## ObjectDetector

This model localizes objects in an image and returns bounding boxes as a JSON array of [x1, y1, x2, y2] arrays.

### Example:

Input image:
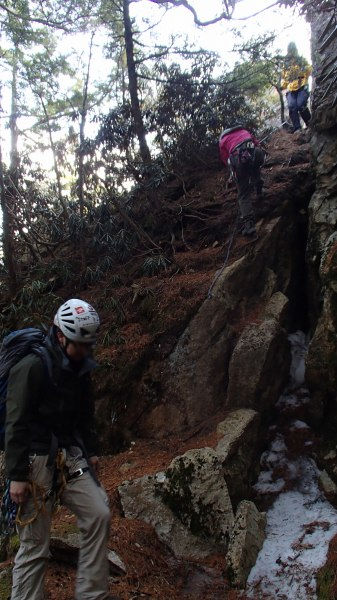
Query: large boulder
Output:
[[119, 472, 218, 559], [226, 293, 290, 413], [215, 409, 261, 509], [159, 448, 234, 546], [137, 219, 299, 438], [119, 447, 234, 558], [226, 500, 266, 588]]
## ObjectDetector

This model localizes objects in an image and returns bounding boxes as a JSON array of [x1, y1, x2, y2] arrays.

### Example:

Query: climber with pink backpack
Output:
[[219, 124, 265, 237]]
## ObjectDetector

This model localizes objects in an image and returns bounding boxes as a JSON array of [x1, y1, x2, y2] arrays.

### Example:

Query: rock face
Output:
[[159, 448, 234, 546], [216, 409, 261, 509], [119, 409, 264, 561], [226, 292, 290, 414], [119, 471, 221, 559], [226, 500, 266, 588], [119, 447, 234, 559], [138, 212, 311, 438], [306, 8, 337, 426]]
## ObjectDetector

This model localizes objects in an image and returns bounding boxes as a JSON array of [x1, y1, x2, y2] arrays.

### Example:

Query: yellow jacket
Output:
[[281, 64, 312, 92]]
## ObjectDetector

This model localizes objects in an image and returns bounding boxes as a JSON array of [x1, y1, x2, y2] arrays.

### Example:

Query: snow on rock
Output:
[[246, 331, 337, 599], [288, 331, 308, 390], [290, 420, 310, 430], [247, 458, 337, 599]]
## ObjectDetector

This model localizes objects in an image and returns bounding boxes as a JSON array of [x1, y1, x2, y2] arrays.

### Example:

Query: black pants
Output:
[[230, 145, 265, 219]]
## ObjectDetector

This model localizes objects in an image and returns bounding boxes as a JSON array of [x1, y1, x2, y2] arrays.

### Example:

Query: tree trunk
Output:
[[276, 84, 286, 123], [78, 32, 95, 219], [9, 45, 20, 188], [123, 0, 152, 166], [0, 142, 17, 295], [39, 95, 68, 216], [2, 45, 21, 294]]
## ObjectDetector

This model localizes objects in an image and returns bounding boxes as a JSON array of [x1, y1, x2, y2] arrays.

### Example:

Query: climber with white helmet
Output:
[[4, 299, 121, 600]]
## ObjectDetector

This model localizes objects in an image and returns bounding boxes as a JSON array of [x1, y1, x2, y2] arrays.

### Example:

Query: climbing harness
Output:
[[0, 449, 89, 535]]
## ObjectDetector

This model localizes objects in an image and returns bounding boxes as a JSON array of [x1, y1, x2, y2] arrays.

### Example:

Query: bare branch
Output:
[[147, 0, 234, 26], [231, 1, 280, 20]]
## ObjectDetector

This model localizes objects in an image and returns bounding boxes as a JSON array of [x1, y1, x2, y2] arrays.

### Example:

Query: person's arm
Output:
[[5, 356, 42, 483], [251, 134, 261, 147], [280, 69, 288, 91]]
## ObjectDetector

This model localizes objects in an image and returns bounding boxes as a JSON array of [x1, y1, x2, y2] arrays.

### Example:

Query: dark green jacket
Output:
[[5, 330, 98, 481]]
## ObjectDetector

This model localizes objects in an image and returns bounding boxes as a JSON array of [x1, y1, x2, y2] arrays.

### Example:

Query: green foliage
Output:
[[35, 259, 73, 287], [143, 255, 170, 276], [0, 568, 12, 600], [101, 296, 126, 325], [101, 325, 126, 347], [0, 281, 62, 339], [108, 274, 122, 287], [84, 265, 104, 284], [146, 56, 262, 169], [0, 0, 288, 296]]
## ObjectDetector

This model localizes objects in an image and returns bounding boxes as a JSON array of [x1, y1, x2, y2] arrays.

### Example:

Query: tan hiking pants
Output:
[[10, 447, 111, 600]]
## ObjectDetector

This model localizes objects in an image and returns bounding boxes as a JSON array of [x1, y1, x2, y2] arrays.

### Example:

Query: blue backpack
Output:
[[0, 328, 52, 450]]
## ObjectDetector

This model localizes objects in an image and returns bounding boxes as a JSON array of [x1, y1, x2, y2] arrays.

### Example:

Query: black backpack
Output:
[[0, 328, 52, 450]]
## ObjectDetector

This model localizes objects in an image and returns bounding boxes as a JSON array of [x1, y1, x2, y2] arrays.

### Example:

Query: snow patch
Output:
[[247, 458, 337, 599], [290, 420, 310, 430], [247, 332, 337, 598]]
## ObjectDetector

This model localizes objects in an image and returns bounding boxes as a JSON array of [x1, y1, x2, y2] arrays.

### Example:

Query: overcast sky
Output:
[[132, 0, 311, 64]]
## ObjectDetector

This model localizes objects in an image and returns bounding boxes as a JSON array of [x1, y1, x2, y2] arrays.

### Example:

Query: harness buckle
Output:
[[66, 466, 89, 482], [71, 468, 84, 479]]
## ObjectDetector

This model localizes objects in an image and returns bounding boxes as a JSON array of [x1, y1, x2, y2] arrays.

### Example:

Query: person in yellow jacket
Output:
[[281, 42, 312, 132]]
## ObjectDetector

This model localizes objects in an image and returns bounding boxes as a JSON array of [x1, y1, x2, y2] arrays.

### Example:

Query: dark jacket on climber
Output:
[[5, 330, 98, 481], [219, 125, 265, 237], [5, 299, 120, 600]]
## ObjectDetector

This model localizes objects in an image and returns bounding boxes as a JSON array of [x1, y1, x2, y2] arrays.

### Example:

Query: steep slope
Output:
[[91, 129, 314, 449], [37, 129, 317, 600]]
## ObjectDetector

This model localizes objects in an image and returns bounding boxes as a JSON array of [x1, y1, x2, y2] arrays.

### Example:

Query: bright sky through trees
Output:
[[0, 0, 311, 173]]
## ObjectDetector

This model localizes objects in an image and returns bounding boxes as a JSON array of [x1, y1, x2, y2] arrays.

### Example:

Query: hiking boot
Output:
[[241, 217, 256, 237], [300, 106, 311, 126], [256, 184, 263, 199]]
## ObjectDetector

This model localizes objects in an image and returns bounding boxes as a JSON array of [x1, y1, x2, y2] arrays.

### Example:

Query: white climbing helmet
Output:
[[54, 299, 100, 344]]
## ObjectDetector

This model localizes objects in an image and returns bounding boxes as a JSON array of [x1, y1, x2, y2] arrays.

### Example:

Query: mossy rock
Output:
[[0, 568, 12, 600], [316, 564, 337, 600], [157, 448, 234, 545]]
